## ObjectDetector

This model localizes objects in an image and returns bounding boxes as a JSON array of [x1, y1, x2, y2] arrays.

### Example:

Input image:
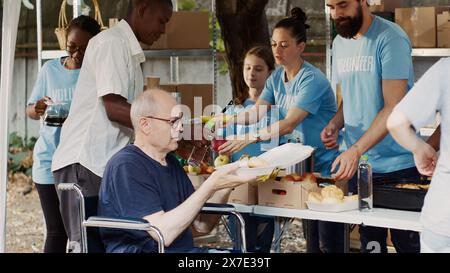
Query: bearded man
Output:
[[321, 0, 421, 253]]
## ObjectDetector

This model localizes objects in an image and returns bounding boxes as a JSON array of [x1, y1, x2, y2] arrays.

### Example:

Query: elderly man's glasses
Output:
[[66, 44, 87, 55], [143, 112, 183, 128]]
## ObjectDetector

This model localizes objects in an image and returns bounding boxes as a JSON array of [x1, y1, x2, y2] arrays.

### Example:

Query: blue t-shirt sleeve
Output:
[[260, 75, 276, 105], [294, 73, 325, 115], [27, 62, 49, 105], [111, 162, 164, 218], [380, 36, 412, 80]]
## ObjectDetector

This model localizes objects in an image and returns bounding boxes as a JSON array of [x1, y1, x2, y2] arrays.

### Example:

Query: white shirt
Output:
[[52, 20, 145, 177], [395, 58, 450, 237]]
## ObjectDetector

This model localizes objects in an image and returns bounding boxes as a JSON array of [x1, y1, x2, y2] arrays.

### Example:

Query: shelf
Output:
[[412, 48, 450, 57], [42, 49, 215, 60], [144, 49, 214, 58]]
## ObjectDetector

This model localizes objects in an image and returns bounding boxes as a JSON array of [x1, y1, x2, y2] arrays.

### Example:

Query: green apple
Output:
[[214, 155, 230, 167], [188, 165, 201, 175]]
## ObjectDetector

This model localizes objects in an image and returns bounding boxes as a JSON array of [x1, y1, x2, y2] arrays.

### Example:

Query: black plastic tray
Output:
[[373, 177, 429, 212]]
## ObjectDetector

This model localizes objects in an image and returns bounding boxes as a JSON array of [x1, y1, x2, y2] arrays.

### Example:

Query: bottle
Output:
[[358, 155, 373, 212]]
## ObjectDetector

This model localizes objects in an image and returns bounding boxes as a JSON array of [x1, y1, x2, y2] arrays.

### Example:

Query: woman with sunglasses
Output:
[[216, 8, 342, 252], [26, 15, 100, 253]]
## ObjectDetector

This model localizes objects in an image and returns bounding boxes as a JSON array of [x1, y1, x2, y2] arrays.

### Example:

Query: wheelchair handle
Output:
[[57, 183, 77, 191]]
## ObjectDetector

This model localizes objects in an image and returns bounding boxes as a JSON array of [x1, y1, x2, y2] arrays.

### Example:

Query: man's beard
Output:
[[334, 4, 364, 39]]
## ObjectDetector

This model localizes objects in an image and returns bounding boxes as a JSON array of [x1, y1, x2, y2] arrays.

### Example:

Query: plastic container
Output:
[[358, 155, 373, 212], [373, 177, 429, 212], [216, 143, 315, 178]]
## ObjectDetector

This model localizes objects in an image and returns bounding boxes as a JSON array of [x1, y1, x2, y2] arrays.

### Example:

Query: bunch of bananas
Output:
[[257, 167, 281, 182]]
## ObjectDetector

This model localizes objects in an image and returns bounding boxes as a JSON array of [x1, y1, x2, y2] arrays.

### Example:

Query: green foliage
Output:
[[178, 0, 197, 11], [8, 132, 36, 176]]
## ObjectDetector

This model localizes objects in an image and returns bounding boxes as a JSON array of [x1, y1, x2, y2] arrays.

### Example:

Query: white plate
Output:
[[306, 200, 358, 212], [216, 143, 314, 177]]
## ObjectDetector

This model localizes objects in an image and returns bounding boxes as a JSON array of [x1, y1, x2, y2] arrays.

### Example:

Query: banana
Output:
[[257, 168, 281, 182]]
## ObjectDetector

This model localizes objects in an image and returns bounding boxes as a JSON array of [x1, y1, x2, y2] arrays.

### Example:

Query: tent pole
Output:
[[0, 0, 22, 253], [36, 0, 42, 70]]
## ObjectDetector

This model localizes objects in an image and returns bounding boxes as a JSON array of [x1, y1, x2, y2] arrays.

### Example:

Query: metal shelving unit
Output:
[[412, 48, 450, 57], [36, 0, 218, 105], [41, 49, 215, 60]]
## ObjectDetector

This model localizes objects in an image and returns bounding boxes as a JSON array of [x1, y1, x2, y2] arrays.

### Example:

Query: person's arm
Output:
[[321, 102, 345, 149], [26, 99, 46, 120], [216, 99, 271, 130], [218, 107, 308, 155], [387, 58, 446, 177], [144, 165, 255, 247], [92, 40, 136, 129], [102, 94, 133, 129], [387, 110, 437, 176], [27, 63, 50, 120], [427, 125, 441, 152], [190, 188, 233, 235], [332, 79, 408, 180], [219, 74, 327, 155]]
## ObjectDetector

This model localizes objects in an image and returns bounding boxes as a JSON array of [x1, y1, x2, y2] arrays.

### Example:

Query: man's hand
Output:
[[413, 142, 438, 177], [331, 146, 362, 181], [321, 122, 339, 149], [206, 163, 256, 191], [218, 134, 255, 156], [34, 96, 51, 116]]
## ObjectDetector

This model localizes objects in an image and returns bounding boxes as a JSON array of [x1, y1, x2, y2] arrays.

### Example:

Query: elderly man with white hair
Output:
[[98, 89, 255, 253]]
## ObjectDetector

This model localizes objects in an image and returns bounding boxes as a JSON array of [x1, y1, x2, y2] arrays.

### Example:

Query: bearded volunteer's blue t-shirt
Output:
[[27, 58, 79, 184], [260, 61, 339, 176], [332, 16, 415, 173], [98, 145, 198, 253]]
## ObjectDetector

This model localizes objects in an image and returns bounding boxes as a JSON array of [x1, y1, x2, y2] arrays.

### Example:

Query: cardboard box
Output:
[[370, 0, 405, 13], [146, 76, 161, 89], [258, 179, 320, 210], [142, 11, 210, 50], [395, 7, 450, 48], [177, 84, 214, 117], [438, 12, 450, 48], [158, 84, 177, 93], [228, 182, 258, 205], [395, 7, 436, 48]]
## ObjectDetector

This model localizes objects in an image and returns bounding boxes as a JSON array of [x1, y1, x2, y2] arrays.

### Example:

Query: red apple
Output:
[[212, 139, 227, 152]]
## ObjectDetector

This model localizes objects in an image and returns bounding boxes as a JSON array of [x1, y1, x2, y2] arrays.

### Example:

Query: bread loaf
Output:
[[307, 192, 323, 203], [321, 185, 344, 201]]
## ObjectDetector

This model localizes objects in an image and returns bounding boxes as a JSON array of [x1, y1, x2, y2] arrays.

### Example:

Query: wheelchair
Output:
[[57, 183, 248, 253]]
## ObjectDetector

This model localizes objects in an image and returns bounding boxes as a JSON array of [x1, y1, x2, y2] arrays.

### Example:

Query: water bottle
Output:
[[358, 155, 373, 212]]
